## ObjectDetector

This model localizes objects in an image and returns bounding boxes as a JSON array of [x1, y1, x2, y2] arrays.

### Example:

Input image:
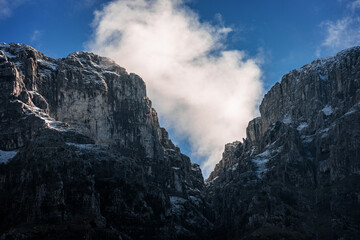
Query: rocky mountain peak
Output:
[[0, 43, 212, 239], [0, 43, 359, 239], [205, 46, 360, 239]]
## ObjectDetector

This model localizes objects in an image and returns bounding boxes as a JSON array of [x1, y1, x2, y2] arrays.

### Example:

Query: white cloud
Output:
[[31, 30, 41, 42], [318, 0, 360, 56], [87, 0, 263, 176], [321, 17, 360, 49], [0, 0, 12, 18], [0, 0, 27, 19], [349, 0, 360, 10]]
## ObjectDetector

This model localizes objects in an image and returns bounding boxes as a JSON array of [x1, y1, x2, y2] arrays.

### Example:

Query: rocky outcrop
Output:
[[206, 46, 360, 239], [1, 43, 359, 240], [0, 43, 211, 240]]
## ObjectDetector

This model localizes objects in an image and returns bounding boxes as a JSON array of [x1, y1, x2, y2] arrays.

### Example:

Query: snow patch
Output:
[[319, 128, 329, 138], [25, 104, 69, 131], [46, 121, 69, 131], [321, 105, 333, 116], [319, 128, 329, 133], [103, 70, 121, 77], [230, 163, 238, 171], [344, 103, 359, 116], [28, 90, 41, 96], [251, 143, 285, 179], [37, 59, 58, 70], [1, 49, 16, 59], [0, 150, 18, 164], [250, 146, 256, 156], [207, 176, 219, 184], [252, 155, 270, 178], [321, 133, 329, 138], [301, 135, 314, 143], [257, 150, 270, 158], [252, 149, 276, 178], [345, 109, 357, 116], [65, 143, 97, 150], [14, 61, 23, 67], [282, 114, 292, 124], [297, 122, 308, 131], [319, 74, 328, 81]]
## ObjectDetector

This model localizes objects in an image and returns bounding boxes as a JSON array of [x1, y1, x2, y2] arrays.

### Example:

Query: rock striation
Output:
[[0, 43, 211, 240], [206, 46, 360, 239]]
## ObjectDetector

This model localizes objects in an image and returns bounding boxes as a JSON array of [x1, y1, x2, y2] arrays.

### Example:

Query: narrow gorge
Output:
[[0, 43, 359, 240]]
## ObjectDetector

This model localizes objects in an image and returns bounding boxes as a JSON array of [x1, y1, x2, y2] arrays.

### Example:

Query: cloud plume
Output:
[[0, 0, 28, 19], [317, 0, 360, 56], [87, 0, 263, 176]]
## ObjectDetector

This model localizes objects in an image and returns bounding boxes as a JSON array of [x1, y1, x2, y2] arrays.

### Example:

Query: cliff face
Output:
[[0, 43, 211, 240], [206, 47, 360, 239], [1, 43, 359, 240]]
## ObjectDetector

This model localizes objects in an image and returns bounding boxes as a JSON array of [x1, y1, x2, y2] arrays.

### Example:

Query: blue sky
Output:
[[1, 0, 359, 176], [1, 0, 359, 87]]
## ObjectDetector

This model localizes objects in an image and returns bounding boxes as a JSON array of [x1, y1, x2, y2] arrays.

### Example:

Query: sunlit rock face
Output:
[[0, 43, 212, 240], [206, 46, 360, 240]]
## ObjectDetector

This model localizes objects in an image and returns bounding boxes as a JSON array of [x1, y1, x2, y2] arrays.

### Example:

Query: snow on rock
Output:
[[345, 109, 357, 116], [282, 114, 292, 124], [249, 146, 256, 156], [103, 70, 121, 77], [319, 73, 328, 81], [0, 150, 18, 164], [301, 135, 314, 143], [319, 128, 330, 138], [28, 91, 41, 96], [65, 143, 98, 150], [23, 103, 69, 131], [297, 122, 308, 131], [344, 103, 360, 116], [0, 43, 34, 58], [1, 49, 16, 59], [206, 176, 219, 185], [319, 128, 329, 133], [321, 105, 334, 116], [252, 155, 270, 178], [37, 59, 58, 70], [252, 150, 272, 178], [257, 150, 271, 158], [230, 163, 238, 171], [251, 144, 284, 179]]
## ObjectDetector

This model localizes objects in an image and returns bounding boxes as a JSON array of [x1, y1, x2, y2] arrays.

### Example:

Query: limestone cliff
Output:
[[0, 43, 211, 240], [206, 46, 360, 239], [1, 43, 359, 240]]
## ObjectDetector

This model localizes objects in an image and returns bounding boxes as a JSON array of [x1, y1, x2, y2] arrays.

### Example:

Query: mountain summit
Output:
[[206, 46, 360, 239], [0, 43, 359, 239], [0, 43, 211, 239]]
